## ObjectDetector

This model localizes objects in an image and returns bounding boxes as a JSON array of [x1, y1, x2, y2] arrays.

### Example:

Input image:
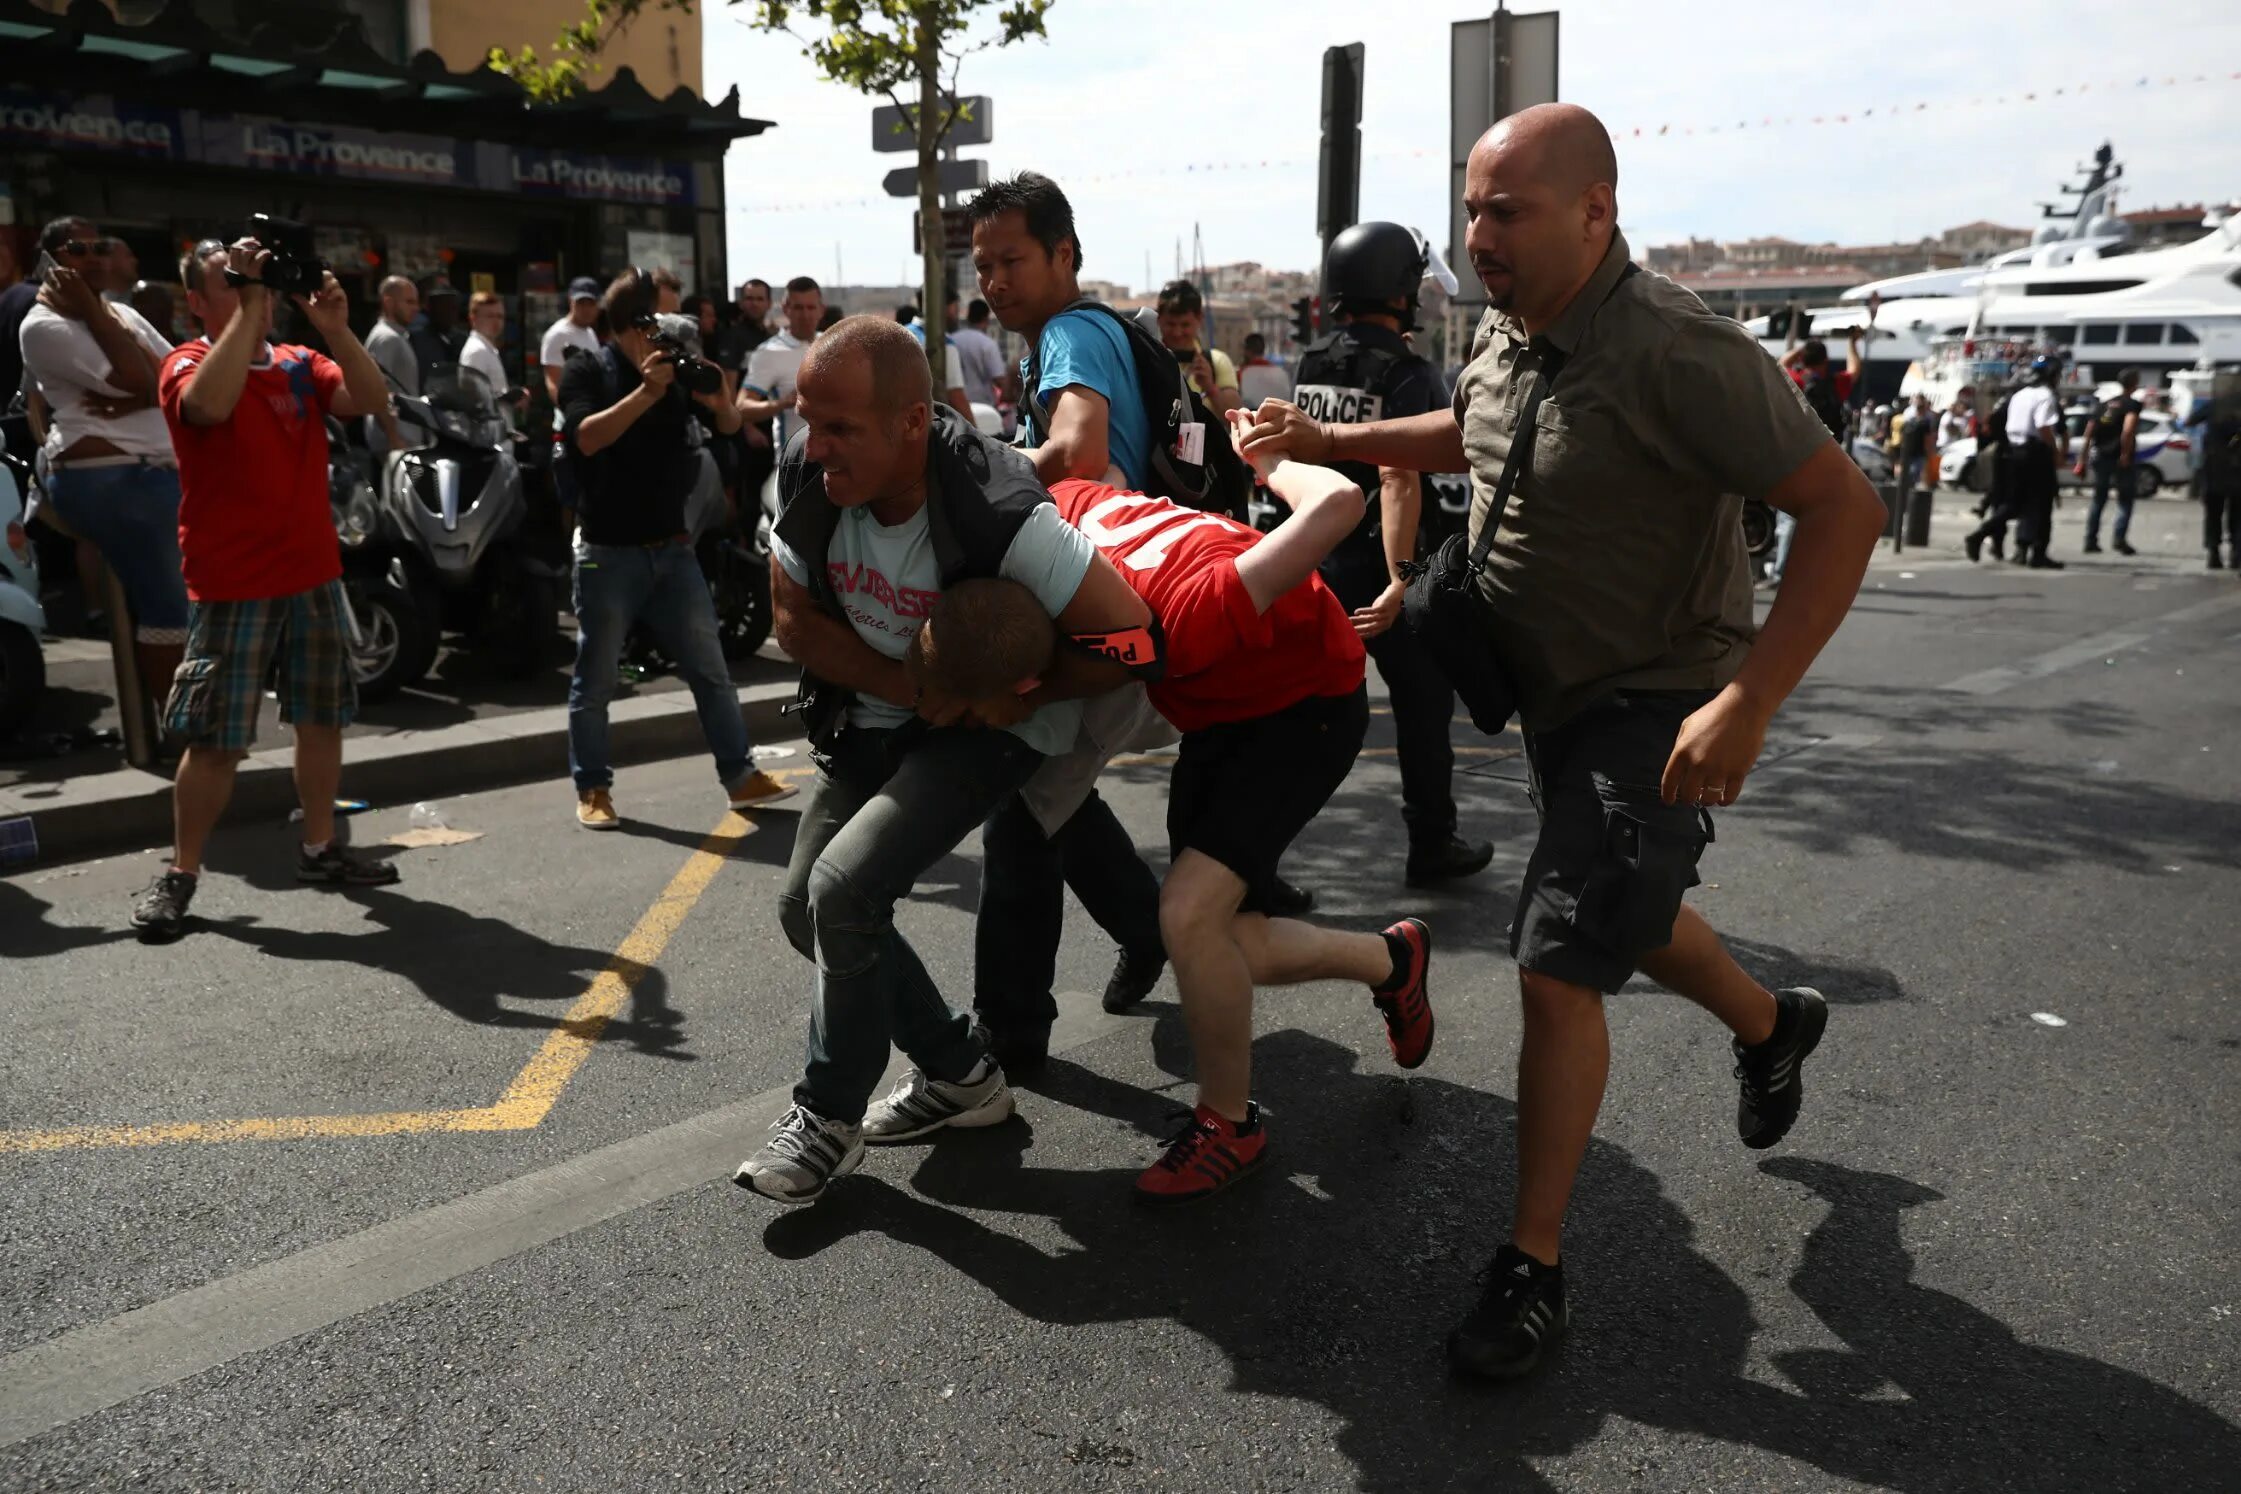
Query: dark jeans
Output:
[[779, 723, 1044, 1122], [569, 541, 749, 792], [2085, 454, 2136, 546], [973, 790, 1163, 1037], [1320, 539, 1457, 844]]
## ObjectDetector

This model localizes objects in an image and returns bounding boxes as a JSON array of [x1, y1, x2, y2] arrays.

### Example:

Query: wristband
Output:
[[1069, 617, 1166, 682]]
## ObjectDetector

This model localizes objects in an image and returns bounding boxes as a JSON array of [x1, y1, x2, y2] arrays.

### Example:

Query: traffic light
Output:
[[1291, 296, 1317, 344]]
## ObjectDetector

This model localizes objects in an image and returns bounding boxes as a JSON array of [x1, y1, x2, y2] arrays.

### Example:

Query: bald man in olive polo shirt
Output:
[[1241, 103, 1888, 1381]]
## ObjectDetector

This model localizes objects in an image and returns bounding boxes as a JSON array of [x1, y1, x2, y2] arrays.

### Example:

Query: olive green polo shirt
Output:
[[1453, 230, 1834, 731]]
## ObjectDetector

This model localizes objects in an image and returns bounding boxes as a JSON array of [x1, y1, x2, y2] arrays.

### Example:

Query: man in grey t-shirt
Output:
[[736, 316, 1154, 1209], [1240, 104, 1889, 1381]]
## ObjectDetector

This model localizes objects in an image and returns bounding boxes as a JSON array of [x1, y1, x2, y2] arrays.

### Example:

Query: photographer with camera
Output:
[[131, 231, 400, 942], [560, 268, 791, 830]]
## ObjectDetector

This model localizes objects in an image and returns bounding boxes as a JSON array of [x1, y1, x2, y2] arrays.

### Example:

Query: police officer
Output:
[[2006, 354, 2069, 570], [1290, 222, 1493, 885]]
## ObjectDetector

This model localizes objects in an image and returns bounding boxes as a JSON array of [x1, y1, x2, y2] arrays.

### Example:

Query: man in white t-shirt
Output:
[[2005, 355, 2068, 569], [459, 290, 510, 402], [17, 214, 188, 688], [540, 277, 603, 402], [738, 276, 825, 452]]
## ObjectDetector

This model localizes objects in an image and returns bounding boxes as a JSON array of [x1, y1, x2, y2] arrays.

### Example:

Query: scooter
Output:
[[380, 366, 561, 680], [0, 438, 47, 739], [330, 416, 438, 704]]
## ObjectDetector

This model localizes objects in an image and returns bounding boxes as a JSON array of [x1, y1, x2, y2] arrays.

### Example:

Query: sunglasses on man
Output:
[[58, 237, 122, 257]]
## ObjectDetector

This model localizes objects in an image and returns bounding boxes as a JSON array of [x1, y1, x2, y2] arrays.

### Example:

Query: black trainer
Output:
[[1448, 1244, 1567, 1380], [1734, 986, 1829, 1149], [981, 1022, 1050, 1078], [297, 844, 402, 886], [1265, 875, 1315, 917], [131, 869, 198, 943], [1406, 833, 1494, 887], [1102, 945, 1166, 1013], [2114, 540, 2138, 557]]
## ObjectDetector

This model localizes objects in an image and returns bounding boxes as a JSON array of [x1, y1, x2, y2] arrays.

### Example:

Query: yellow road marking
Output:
[[0, 774, 811, 1156]]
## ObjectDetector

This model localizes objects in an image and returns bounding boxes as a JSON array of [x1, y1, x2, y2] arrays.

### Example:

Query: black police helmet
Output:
[[2029, 352, 2060, 384], [1323, 222, 1427, 315]]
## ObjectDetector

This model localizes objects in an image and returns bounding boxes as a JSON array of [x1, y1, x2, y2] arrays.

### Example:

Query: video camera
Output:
[[221, 213, 330, 297], [635, 312, 725, 399]]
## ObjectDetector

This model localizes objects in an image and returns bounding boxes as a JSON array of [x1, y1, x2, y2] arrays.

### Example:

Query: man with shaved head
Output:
[[736, 314, 1155, 1208], [1241, 102, 1890, 1378]]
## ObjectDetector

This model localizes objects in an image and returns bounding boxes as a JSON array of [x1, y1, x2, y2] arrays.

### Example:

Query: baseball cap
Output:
[[421, 276, 459, 301], [568, 276, 601, 302]]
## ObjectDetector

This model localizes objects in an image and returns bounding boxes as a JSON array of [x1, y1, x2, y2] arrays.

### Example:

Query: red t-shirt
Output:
[[159, 339, 345, 602], [1789, 365, 1855, 403], [1051, 479, 1365, 733]]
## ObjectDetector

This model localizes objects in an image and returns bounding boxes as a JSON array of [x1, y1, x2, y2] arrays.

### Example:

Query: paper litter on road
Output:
[[385, 827, 485, 849], [751, 744, 796, 761], [2030, 1012, 2068, 1027]]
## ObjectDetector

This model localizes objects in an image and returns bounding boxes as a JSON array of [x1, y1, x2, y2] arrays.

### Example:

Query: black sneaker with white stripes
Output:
[[860, 1058, 1014, 1144], [1447, 1244, 1567, 1380], [1733, 986, 1828, 1150]]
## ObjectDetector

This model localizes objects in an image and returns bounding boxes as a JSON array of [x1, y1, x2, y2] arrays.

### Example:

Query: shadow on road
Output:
[[202, 885, 691, 1061], [0, 880, 135, 960], [756, 1028, 2239, 1492]]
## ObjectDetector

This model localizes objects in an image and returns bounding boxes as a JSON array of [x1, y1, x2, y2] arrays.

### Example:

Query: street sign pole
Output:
[[1449, 6, 1559, 343], [1317, 43, 1364, 263]]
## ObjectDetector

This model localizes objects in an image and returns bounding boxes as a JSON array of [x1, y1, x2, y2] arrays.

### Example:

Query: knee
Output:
[[1519, 968, 1603, 1025], [806, 857, 885, 974], [1157, 879, 1228, 953], [777, 889, 814, 960]]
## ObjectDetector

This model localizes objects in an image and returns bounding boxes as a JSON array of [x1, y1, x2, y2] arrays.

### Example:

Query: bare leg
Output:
[[1229, 913, 1393, 988], [293, 724, 344, 847], [1160, 850, 1255, 1123], [171, 746, 243, 874], [1512, 968, 1610, 1267], [1636, 903, 1777, 1045]]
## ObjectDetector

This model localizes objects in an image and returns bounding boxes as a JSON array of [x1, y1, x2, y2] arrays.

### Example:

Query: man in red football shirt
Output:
[[907, 434, 1437, 1204], [130, 235, 398, 941]]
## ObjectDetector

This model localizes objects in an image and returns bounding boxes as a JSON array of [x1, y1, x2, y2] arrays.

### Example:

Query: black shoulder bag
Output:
[[1398, 265, 1634, 734], [1396, 353, 1564, 735]]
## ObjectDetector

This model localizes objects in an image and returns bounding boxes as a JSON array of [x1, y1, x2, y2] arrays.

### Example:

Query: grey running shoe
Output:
[[733, 1104, 864, 1206], [861, 1061, 1014, 1143], [131, 869, 198, 943]]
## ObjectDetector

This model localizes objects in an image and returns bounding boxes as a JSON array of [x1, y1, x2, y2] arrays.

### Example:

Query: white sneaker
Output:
[[733, 1104, 864, 1206], [861, 1060, 1014, 1143]]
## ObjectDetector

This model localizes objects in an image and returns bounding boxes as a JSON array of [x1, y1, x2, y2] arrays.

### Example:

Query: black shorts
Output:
[[1511, 690, 1717, 994], [1169, 685, 1369, 913]]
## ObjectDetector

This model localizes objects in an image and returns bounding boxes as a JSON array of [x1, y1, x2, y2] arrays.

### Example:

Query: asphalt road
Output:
[[2, 503, 2237, 1492]]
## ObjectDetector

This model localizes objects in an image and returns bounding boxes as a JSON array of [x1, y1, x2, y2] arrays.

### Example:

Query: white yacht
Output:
[[1744, 145, 2241, 395]]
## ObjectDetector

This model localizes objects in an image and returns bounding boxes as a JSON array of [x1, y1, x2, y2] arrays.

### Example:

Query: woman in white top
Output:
[[17, 217, 188, 687]]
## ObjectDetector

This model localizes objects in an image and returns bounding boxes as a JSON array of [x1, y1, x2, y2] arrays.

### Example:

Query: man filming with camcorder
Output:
[[559, 267, 792, 831], [131, 222, 400, 942]]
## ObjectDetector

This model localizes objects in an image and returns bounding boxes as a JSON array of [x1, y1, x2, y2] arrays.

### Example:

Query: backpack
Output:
[[1799, 370, 1846, 442], [1024, 299, 1254, 521]]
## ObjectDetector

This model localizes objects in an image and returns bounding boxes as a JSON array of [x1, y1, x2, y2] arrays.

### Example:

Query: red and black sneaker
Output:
[[1372, 918, 1436, 1069], [1134, 1102, 1268, 1206]]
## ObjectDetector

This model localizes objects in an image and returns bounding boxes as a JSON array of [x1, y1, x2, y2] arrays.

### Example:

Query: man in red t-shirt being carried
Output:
[[907, 428, 1436, 1204], [131, 235, 400, 941]]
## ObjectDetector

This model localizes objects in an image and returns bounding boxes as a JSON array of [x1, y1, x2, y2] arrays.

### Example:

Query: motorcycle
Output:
[[379, 366, 562, 683], [691, 426, 770, 661], [329, 417, 438, 703], [0, 434, 46, 739]]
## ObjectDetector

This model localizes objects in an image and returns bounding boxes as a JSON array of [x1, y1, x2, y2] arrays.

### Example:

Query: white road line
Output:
[[0, 998, 1134, 1450], [1938, 591, 2241, 696]]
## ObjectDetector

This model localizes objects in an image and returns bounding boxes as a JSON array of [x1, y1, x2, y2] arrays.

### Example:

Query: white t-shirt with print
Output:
[[770, 501, 1091, 755]]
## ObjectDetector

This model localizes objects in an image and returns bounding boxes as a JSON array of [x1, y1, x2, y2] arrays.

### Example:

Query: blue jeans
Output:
[[43, 461, 188, 641], [568, 540, 750, 792], [779, 724, 1044, 1122], [2085, 455, 2136, 546]]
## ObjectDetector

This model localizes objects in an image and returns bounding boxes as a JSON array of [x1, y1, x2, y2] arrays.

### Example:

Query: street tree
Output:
[[495, 1, 1054, 391]]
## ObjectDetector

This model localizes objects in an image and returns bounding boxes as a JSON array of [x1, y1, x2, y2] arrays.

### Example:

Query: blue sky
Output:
[[702, 0, 2241, 294]]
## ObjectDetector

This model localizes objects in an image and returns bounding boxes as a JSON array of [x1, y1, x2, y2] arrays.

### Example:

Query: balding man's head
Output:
[[796, 315, 938, 511], [1462, 103, 1621, 330]]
